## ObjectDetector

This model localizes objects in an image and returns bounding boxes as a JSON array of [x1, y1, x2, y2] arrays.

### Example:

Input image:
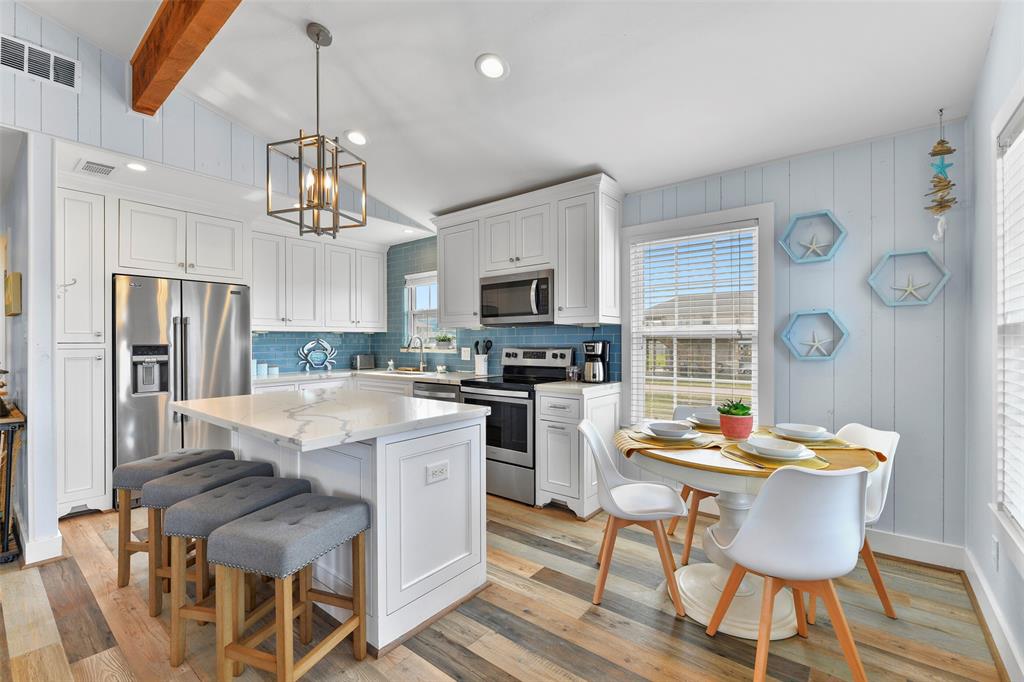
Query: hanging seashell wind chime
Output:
[[926, 108, 957, 241]]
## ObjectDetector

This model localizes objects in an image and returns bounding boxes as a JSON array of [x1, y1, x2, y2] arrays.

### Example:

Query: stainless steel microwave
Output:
[[480, 269, 554, 326]]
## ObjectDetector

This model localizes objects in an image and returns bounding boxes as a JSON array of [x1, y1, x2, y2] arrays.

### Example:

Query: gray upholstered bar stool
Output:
[[162, 476, 312, 667], [140, 459, 273, 618], [208, 493, 370, 681], [111, 448, 235, 596]]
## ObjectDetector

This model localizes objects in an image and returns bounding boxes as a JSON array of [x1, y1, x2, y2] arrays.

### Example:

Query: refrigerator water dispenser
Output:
[[131, 345, 169, 395]]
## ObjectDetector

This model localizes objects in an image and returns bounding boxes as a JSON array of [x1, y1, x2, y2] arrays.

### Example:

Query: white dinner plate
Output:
[[640, 425, 702, 441], [771, 423, 835, 441], [646, 421, 695, 438], [689, 408, 721, 426], [739, 440, 815, 461], [746, 435, 808, 459]]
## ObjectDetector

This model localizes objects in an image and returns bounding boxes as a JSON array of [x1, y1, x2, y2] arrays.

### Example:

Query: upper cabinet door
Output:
[[250, 232, 287, 328], [439, 221, 480, 328], [515, 203, 553, 269], [118, 200, 187, 273], [185, 213, 244, 280], [285, 239, 324, 326], [555, 193, 597, 324], [355, 250, 386, 331], [324, 244, 357, 328], [56, 189, 105, 343], [480, 211, 516, 273]]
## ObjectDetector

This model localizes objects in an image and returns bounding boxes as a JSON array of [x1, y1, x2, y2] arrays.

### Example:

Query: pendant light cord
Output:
[[315, 42, 321, 138]]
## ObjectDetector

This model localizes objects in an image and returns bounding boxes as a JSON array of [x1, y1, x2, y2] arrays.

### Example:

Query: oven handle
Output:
[[461, 386, 532, 401], [530, 279, 538, 315]]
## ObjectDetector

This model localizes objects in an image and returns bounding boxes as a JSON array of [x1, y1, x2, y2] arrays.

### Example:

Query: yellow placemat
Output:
[[721, 444, 829, 471], [750, 429, 887, 461], [614, 428, 720, 458]]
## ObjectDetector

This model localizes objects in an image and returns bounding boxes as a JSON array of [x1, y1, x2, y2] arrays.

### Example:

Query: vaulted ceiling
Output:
[[26, 1, 998, 227]]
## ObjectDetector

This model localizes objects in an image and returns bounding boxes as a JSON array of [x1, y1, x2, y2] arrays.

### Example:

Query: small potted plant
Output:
[[435, 333, 454, 350], [717, 399, 753, 440]]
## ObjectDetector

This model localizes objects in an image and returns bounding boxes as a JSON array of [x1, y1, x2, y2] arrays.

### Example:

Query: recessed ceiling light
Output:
[[345, 130, 367, 146], [475, 53, 508, 80], [126, 161, 147, 172], [403, 228, 416, 234]]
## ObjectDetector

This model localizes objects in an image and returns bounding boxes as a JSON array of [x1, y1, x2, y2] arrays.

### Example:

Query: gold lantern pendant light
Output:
[[266, 22, 367, 237]]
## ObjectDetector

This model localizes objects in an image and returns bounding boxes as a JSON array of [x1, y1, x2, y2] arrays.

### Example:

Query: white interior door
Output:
[[56, 188, 105, 343], [118, 200, 186, 273]]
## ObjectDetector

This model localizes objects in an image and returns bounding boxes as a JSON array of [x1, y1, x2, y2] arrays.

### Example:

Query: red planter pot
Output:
[[719, 414, 753, 440]]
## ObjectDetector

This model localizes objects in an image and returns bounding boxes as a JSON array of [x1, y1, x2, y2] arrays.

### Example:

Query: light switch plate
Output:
[[426, 460, 449, 485], [461, 347, 471, 361]]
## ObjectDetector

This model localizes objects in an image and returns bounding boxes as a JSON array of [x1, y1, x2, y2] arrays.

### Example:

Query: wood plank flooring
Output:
[[0, 496, 1004, 681]]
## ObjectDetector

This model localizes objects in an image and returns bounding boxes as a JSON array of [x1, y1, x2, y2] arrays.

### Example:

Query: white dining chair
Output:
[[578, 419, 687, 617], [807, 422, 900, 624], [705, 466, 869, 682], [666, 405, 718, 566]]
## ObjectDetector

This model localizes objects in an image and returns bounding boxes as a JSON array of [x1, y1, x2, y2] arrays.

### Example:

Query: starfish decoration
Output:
[[930, 155, 953, 179], [891, 274, 931, 302], [801, 330, 833, 357], [799, 233, 832, 258]]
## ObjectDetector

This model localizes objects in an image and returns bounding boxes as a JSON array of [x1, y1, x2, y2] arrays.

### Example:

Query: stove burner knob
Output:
[[505, 352, 511, 358], [559, 353, 566, 359]]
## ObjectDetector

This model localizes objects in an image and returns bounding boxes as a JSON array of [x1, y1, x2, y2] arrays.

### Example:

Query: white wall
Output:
[[622, 123, 968, 552], [966, 1, 1024, 678]]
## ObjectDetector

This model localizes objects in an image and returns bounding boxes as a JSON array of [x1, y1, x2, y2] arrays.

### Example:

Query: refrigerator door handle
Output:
[[172, 316, 181, 423], [181, 316, 190, 420]]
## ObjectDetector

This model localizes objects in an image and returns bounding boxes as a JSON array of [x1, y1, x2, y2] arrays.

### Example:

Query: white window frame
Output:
[[621, 203, 774, 425], [403, 270, 455, 352]]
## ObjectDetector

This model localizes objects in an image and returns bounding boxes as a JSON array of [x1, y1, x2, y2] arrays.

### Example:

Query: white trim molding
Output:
[[965, 548, 1024, 682], [865, 528, 965, 570]]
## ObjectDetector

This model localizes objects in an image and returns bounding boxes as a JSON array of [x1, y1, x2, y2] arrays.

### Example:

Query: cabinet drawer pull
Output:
[[515, 256, 521, 261], [557, 306, 564, 311], [94, 331, 102, 337], [94, 355, 103, 361], [547, 424, 567, 431], [188, 263, 195, 268], [549, 404, 569, 410], [177, 262, 185, 268]]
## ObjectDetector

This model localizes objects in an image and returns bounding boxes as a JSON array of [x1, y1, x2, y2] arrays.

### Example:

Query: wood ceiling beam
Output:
[[130, 0, 242, 116]]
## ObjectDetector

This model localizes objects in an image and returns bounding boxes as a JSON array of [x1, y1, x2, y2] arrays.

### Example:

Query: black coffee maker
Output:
[[582, 340, 610, 383]]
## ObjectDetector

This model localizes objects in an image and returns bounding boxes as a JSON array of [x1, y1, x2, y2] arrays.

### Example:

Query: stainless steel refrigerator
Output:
[[113, 275, 251, 468]]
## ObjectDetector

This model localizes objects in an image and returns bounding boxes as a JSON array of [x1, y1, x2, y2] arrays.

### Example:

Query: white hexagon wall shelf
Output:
[[781, 309, 849, 361], [779, 209, 848, 264], [867, 249, 950, 307]]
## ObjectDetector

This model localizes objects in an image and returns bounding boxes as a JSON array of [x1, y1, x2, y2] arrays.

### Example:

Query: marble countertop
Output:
[[252, 368, 480, 386], [171, 389, 490, 452]]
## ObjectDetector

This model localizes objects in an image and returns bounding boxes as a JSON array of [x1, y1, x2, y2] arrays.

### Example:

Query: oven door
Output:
[[460, 386, 534, 467], [480, 269, 553, 326]]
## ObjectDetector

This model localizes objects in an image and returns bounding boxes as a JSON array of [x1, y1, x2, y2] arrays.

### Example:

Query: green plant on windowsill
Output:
[[435, 333, 454, 349]]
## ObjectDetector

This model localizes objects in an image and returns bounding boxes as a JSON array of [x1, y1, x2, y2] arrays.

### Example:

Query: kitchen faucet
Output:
[[407, 336, 427, 371]]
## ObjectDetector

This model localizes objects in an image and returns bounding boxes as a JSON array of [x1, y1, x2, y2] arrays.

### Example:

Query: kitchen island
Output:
[[171, 388, 489, 654]]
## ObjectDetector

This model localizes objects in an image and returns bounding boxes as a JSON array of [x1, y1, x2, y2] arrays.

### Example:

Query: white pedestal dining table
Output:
[[625, 436, 878, 640]]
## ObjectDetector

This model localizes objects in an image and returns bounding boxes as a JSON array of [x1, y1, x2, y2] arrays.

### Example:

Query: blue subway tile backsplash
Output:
[[252, 236, 621, 380]]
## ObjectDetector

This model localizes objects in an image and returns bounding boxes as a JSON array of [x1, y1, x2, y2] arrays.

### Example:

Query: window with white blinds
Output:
[[997, 129, 1024, 531], [628, 222, 759, 422]]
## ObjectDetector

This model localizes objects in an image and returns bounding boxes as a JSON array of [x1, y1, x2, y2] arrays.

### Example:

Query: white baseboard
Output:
[[965, 548, 1024, 682], [19, 531, 63, 565], [866, 528, 966, 569]]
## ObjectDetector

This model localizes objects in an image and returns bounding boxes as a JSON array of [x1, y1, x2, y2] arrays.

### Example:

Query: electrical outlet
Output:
[[461, 346, 471, 361], [992, 535, 1000, 572], [426, 460, 449, 485]]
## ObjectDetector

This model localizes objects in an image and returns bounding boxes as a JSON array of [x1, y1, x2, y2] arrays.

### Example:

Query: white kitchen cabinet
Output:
[[186, 213, 244, 280], [438, 221, 480, 328], [299, 378, 352, 391], [118, 200, 187, 273], [480, 204, 553, 274], [356, 377, 413, 396], [252, 383, 298, 394], [250, 232, 288, 327], [355, 249, 386, 331], [56, 188, 105, 343], [555, 193, 596, 324], [56, 348, 107, 515], [536, 420, 580, 499], [286, 238, 324, 327], [324, 244, 357, 328]]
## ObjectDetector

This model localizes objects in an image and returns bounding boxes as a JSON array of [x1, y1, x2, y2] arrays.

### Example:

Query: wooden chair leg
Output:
[[706, 563, 746, 636], [753, 576, 781, 682], [169, 536, 188, 666], [792, 588, 808, 638], [215, 565, 235, 682], [652, 520, 685, 617], [860, 538, 896, 619], [299, 565, 313, 645], [117, 489, 132, 588], [275, 575, 295, 681], [680, 492, 704, 567], [820, 580, 868, 682], [147, 508, 163, 617], [596, 515, 611, 565], [352, 532, 367, 661], [593, 517, 620, 605], [807, 594, 817, 624], [667, 486, 692, 535]]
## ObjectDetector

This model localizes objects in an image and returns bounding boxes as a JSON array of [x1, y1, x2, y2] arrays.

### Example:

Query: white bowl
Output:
[[746, 435, 808, 458], [740, 440, 814, 461], [773, 423, 827, 438], [690, 408, 721, 426], [647, 421, 694, 438]]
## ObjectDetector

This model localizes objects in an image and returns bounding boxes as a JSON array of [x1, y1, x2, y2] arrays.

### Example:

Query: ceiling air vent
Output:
[[0, 34, 80, 92], [78, 160, 116, 177]]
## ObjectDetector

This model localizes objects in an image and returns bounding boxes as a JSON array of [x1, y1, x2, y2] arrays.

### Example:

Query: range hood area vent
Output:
[[0, 34, 80, 92]]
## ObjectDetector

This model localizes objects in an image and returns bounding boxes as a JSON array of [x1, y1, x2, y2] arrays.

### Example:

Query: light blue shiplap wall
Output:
[[0, 0, 425, 229], [621, 123, 968, 546]]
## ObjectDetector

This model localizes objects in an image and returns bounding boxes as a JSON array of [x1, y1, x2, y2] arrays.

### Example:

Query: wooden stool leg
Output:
[[275, 576, 295, 681], [706, 563, 746, 636], [593, 517, 621, 605], [117, 489, 132, 588], [667, 486, 692, 535], [860, 538, 896, 618], [807, 594, 817, 624], [792, 588, 808, 638], [820, 580, 867, 682], [652, 520, 685, 617], [232, 568, 245, 677], [352, 533, 367, 661], [215, 565, 235, 682], [147, 508, 163, 617], [161, 529, 171, 593], [299, 565, 313, 645], [196, 539, 211, 603], [169, 536, 188, 666]]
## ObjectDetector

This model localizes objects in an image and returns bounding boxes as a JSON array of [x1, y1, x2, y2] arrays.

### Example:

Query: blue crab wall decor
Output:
[[297, 338, 338, 370]]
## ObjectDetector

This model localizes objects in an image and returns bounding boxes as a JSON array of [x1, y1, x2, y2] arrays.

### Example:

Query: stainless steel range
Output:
[[460, 346, 575, 505]]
